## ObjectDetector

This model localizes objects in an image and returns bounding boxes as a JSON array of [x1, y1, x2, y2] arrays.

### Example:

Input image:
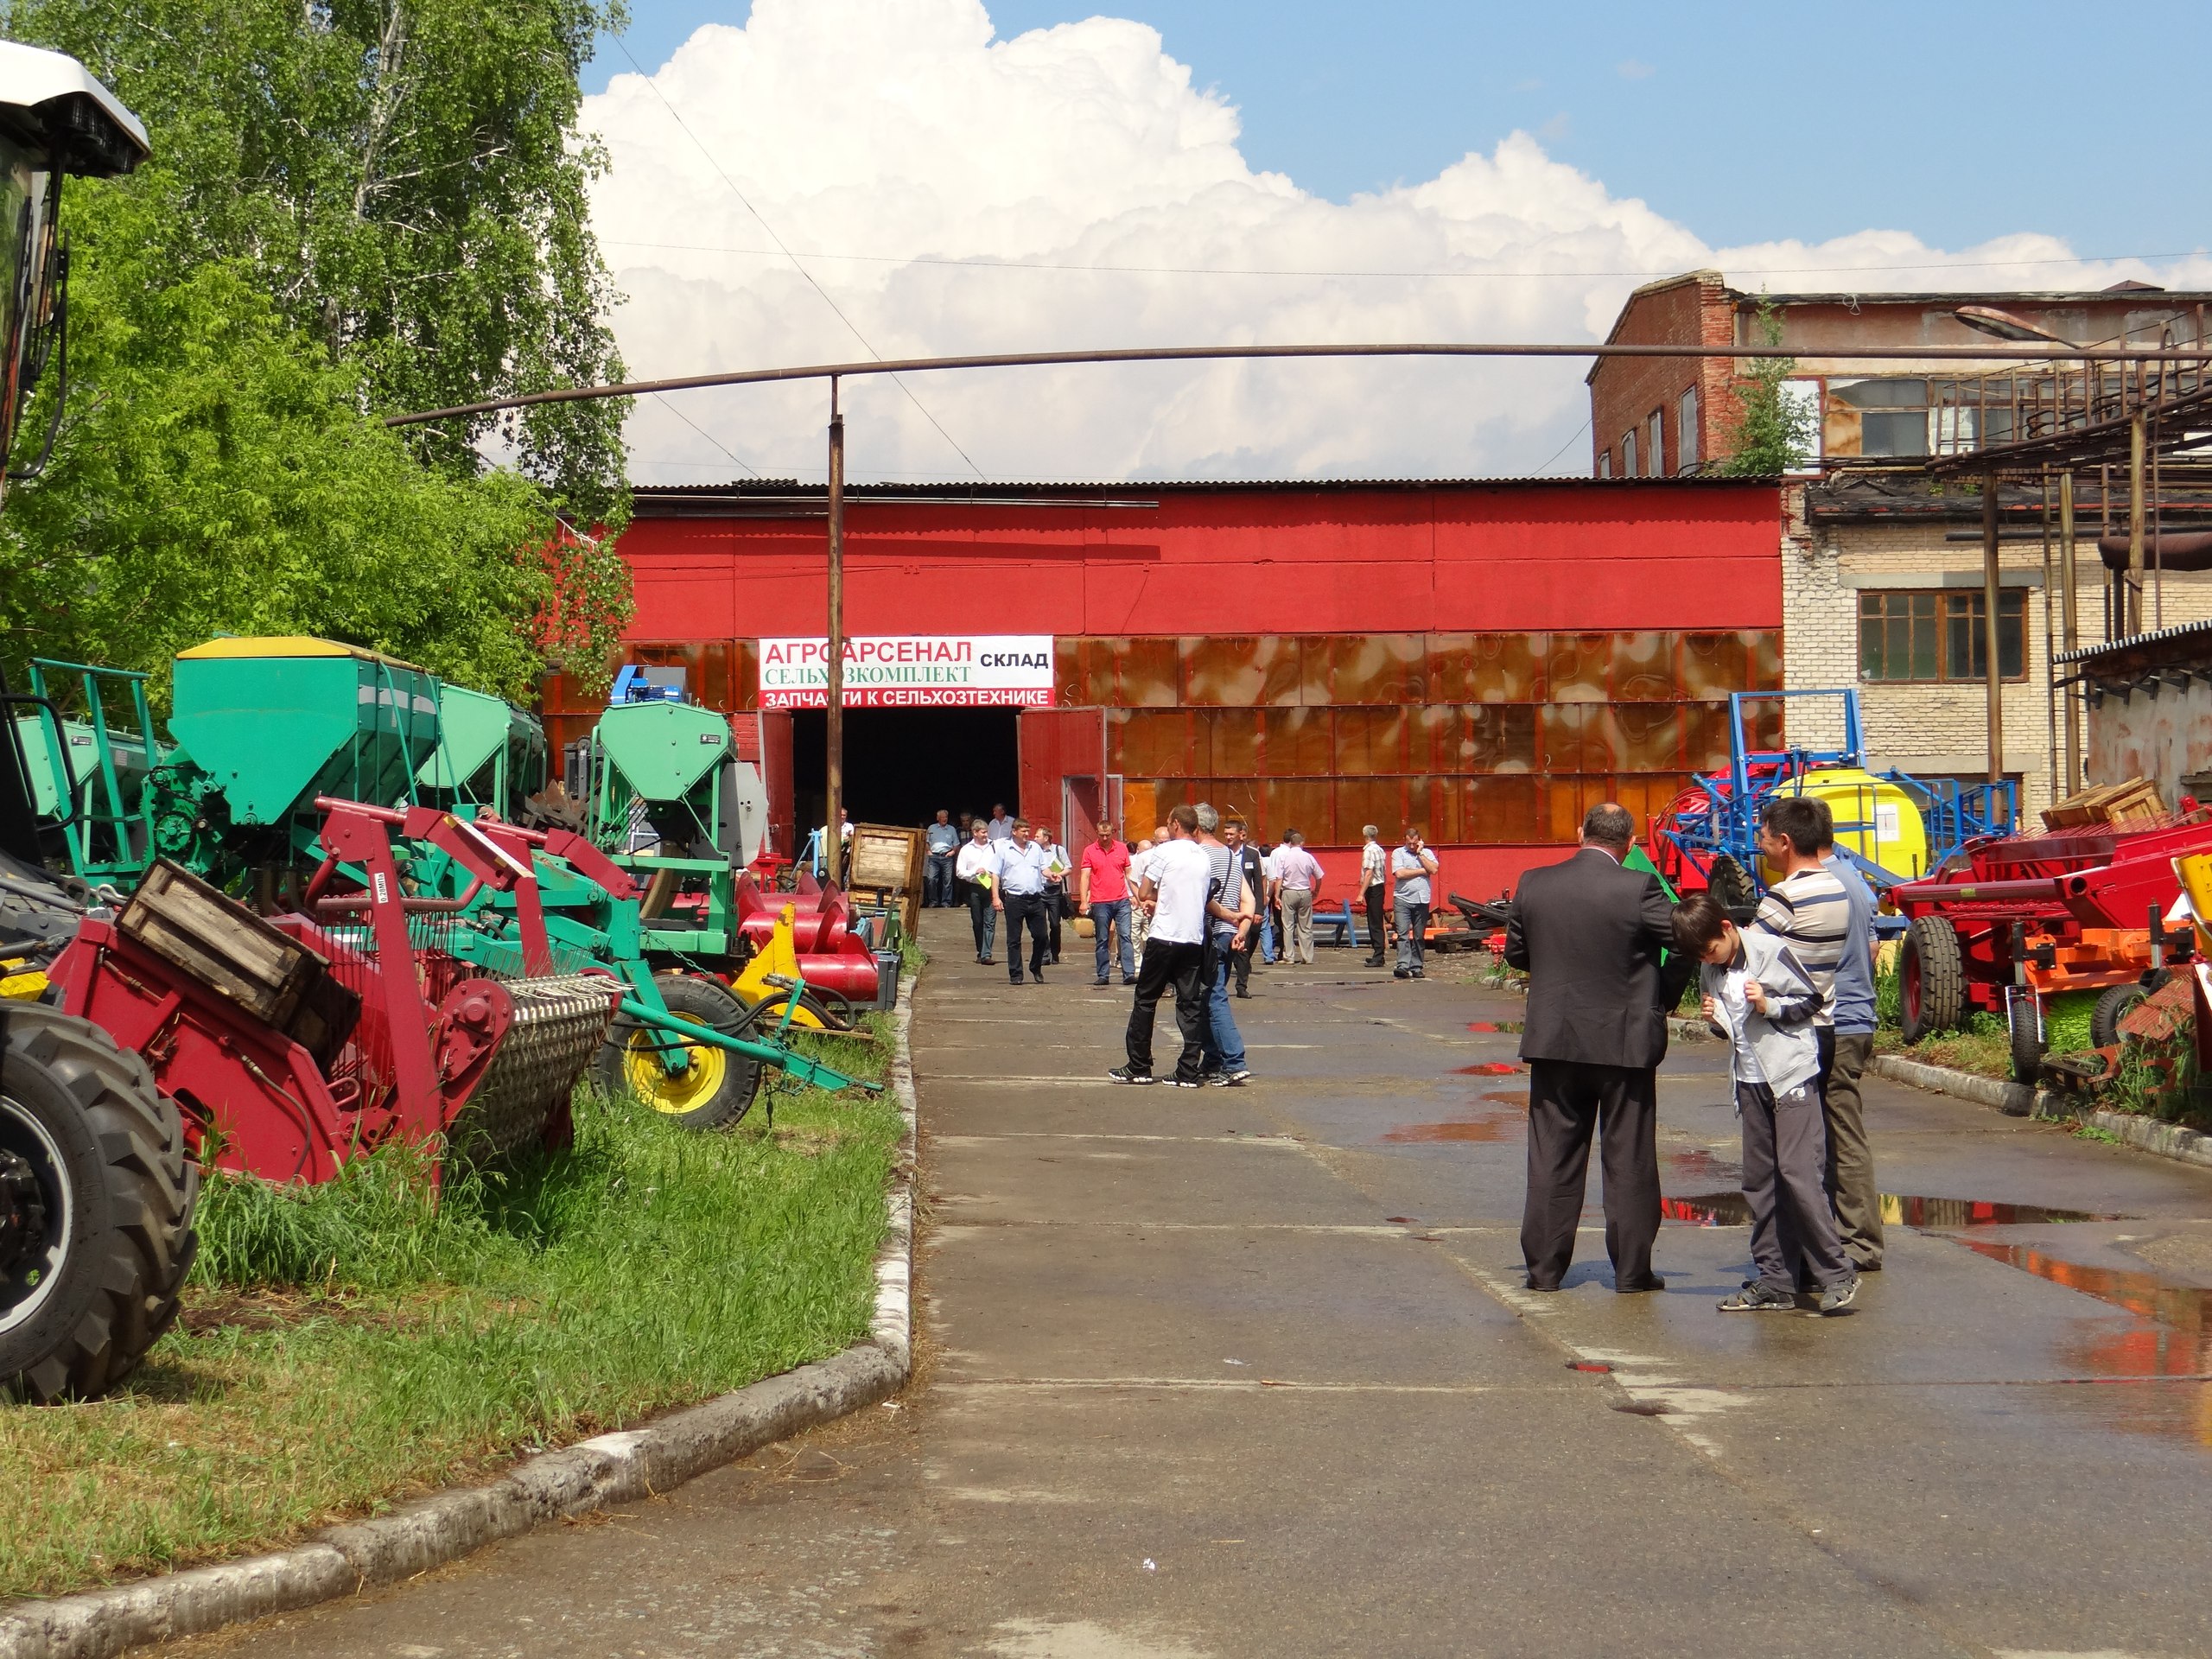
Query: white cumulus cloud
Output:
[[582, 0, 2209, 485]]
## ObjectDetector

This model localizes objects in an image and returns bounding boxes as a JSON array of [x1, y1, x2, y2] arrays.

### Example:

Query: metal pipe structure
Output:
[[2059, 470, 2080, 794], [824, 375, 845, 877], [1983, 476, 2005, 785], [2041, 471, 2056, 806], [2127, 411, 2146, 634], [379, 340, 2209, 429]]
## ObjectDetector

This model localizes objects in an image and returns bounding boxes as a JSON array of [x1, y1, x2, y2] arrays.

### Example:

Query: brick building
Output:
[[1590, 273, 2212, 813]]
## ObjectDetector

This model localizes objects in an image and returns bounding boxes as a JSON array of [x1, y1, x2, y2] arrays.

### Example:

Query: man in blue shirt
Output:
[[924, 810, 959, 907], [1816, 812, 1884, 1274], [991, 819, 1052, 984]]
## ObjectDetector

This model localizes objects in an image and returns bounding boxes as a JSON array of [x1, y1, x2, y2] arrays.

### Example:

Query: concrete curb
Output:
[[0, 974, 923, 1659], [2074, 1107, 2212, 1171], [1865, 1052, 2055, 1118]]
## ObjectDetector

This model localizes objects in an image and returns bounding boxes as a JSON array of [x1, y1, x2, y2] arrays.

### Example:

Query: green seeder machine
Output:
[[22, 637, 874, 1127]]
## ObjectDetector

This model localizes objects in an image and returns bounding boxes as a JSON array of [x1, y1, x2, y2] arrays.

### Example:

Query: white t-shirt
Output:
[[1144, 838, 1213, 944]]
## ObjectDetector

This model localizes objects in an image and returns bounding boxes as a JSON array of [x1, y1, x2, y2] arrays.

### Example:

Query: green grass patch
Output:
[[0, 1013, 904, 1602], [1875, 1010, 2014, 1079]]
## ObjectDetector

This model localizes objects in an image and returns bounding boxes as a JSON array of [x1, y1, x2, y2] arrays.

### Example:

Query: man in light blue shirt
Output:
[[924, 810, 959, 907], [1818, 813, 1884, 1274], [991, 820, 1052, 984]]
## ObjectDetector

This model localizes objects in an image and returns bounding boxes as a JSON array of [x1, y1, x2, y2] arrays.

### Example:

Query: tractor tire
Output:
[[2090, 975, 2169, 1048], [2008, 995, 2044, 1085], [1707, 855, 1758, 923], [591, 975, 762, 1132], [1, 1003, 198, 1404], [1900, 915, 1964, 1044]]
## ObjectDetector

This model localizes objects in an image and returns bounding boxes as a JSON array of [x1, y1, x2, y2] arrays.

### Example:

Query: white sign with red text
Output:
[[758, 635, 1056, 709]]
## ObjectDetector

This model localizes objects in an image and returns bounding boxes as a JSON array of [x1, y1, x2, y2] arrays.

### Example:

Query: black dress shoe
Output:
[[1522, 1278, 1562, 1293], [1615, 1275, 1666, 1294], [1363, 956, 1386, 967]]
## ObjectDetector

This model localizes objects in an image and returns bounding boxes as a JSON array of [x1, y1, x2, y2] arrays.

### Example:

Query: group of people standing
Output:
[[1508, 797, 1879, 1316]]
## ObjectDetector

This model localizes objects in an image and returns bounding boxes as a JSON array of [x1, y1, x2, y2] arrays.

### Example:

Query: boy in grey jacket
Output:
[[1674, 893, 1859, 1315]]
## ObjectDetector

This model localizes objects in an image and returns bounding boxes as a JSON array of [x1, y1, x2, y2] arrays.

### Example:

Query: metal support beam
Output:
[[824, 376, 845, 876], [2127, 412, 2147, 634], [2059, 471, 2081, 795], [1983, 474, 2005, 785]]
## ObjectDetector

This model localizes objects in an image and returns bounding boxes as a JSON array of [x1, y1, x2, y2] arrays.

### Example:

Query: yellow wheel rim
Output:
[[622, 1013, 728, 1116]]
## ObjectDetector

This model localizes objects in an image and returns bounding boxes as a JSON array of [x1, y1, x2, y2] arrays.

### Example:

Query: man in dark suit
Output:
[[1504, 802, 1691, 1293]]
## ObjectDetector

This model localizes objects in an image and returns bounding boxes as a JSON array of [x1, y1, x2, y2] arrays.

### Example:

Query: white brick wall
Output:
[[1783, 501, 2212, 822]]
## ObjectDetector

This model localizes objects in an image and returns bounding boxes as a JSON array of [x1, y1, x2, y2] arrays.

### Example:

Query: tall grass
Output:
[[2, 1027, 904, 1601]]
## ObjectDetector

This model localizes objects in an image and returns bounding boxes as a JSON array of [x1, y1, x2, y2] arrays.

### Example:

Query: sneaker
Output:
[[1718, 1283, 1796, 1313], [1818, 1275, 1860, 1315], [1163, 1076, 1203, 1088], [1393, 967, 1411, 980], [1106, 1065, 1154, 1085], [1203, 1071, 1243, 1087], [1217, 1068, 1252, 1084]]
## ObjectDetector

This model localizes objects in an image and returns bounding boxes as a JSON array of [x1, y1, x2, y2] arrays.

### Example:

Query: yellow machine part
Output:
[[1764, 767, 1930, 886], [728, 904, 829, 1029], [2176, 852, 2212, 957], [1, 957, 48, 1001]]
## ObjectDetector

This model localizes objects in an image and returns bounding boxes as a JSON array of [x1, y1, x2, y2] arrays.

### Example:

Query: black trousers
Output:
[[1521, 1058, 1662, 1290], [1231, 938, 1255, 992], [1363, 882, 1389, 958], [1043, 886, 1065, 960], [1001, 892, 1050, 981], [1125, 938, 1208, 1081]]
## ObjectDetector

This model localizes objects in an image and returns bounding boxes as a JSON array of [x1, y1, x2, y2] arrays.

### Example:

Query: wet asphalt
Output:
[[167, 913, 2212, 1659]]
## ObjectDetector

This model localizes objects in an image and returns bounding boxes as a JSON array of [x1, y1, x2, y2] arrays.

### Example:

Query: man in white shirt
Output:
[[1359, 823, 1390, 968], [954, 819, 999, 964], [985, 804, 1014, 842], [992, 819, 1052, 984], [1111, 806, 1212, 1085], [1271, 830, 1325, 963]]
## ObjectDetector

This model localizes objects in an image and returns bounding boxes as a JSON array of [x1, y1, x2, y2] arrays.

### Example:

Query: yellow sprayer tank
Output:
[[1762, 768, 1930, 886]]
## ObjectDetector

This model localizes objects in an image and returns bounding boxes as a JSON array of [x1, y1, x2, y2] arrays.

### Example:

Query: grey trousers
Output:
[[1281, 887, 1316, 962], [1737, 1078, 1852, 1294], [1820, 1028, 1885, 1269], [1394, 899, 1430, 969]]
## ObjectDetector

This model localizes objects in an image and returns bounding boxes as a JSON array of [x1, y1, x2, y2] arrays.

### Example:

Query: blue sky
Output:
[[588, 0, 2207, 257]]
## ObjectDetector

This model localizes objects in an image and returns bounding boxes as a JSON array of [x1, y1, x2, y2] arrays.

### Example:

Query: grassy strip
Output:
[[0, 1013, 903, 1603]]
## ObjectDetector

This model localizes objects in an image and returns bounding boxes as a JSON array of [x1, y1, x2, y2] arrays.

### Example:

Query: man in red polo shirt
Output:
[[1079, 821, 1136, 987]]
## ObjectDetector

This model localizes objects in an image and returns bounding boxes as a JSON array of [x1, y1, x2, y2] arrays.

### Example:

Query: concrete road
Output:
[[174, 916, 2212, 1659]]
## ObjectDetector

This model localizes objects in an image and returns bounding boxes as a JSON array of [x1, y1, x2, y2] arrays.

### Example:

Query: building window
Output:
[[1596, 448, 1611, 479], [1621, 428, 1638, 477], [1677, 385, 1700, 471], [1833, 378, 1929, 457], [1858, 589, 2028, 683], [1646, 411, 1663, 477]]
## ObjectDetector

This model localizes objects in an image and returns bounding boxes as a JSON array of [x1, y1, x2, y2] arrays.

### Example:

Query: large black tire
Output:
[[2009, 994, 2044, 1084], [2090, 976, 2166, 1048], [1900, 915, 1964, 1043], [1, 1002, 198, 1403], [1707, 855, 1758, 923], [590, 974, 761, 1131]]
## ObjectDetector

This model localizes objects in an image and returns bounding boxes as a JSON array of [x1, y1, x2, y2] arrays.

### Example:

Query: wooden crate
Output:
[[2043, 777, 2166, 830], [848, 823, 925, 936], [118, 861, 359, 1065]]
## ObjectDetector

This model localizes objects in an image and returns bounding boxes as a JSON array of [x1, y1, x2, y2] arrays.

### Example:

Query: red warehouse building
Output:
[[548, 477, 1783, 901]]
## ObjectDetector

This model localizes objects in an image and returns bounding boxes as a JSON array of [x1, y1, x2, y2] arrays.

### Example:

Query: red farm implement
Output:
[[47, 798, 621, 1183], [1887, 805, 2212, 1084]]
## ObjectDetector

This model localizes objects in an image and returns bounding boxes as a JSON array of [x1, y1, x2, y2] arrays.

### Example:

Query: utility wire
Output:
[[601, 236, 2212, 284], [1528, 415, 1592, 476], [610, 37, 985, 480], [652, 391, 761, 477]]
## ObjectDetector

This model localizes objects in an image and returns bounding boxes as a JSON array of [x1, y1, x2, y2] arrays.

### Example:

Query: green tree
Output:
[[0, 171, 626, 702], [0, 0, 635, 697], [1718, 298, 1815, 476], [9, 0, 632, 524]]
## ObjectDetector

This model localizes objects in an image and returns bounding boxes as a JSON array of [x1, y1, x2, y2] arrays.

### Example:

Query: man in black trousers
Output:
[[1504, 801, 1691, 1293]]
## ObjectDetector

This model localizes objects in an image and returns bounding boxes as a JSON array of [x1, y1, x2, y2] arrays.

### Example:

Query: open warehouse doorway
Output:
[[792, 707, 1021, 835]]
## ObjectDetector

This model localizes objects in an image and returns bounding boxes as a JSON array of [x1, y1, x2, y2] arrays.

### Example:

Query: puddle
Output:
[[1465, 1020, 1524, 1034], [1567, 1360, 1612, 1373], [1613, 1402, 1671, 1416], [1456, 1062, 1522, 1076], [1662, 1191, 2123, 1228], [1482, 1090, 1531, 1107], [1962, 1241, 2212, 1380], [1382, 1109, 1522, 1144], [1665, 1147, 1739, 1183]]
